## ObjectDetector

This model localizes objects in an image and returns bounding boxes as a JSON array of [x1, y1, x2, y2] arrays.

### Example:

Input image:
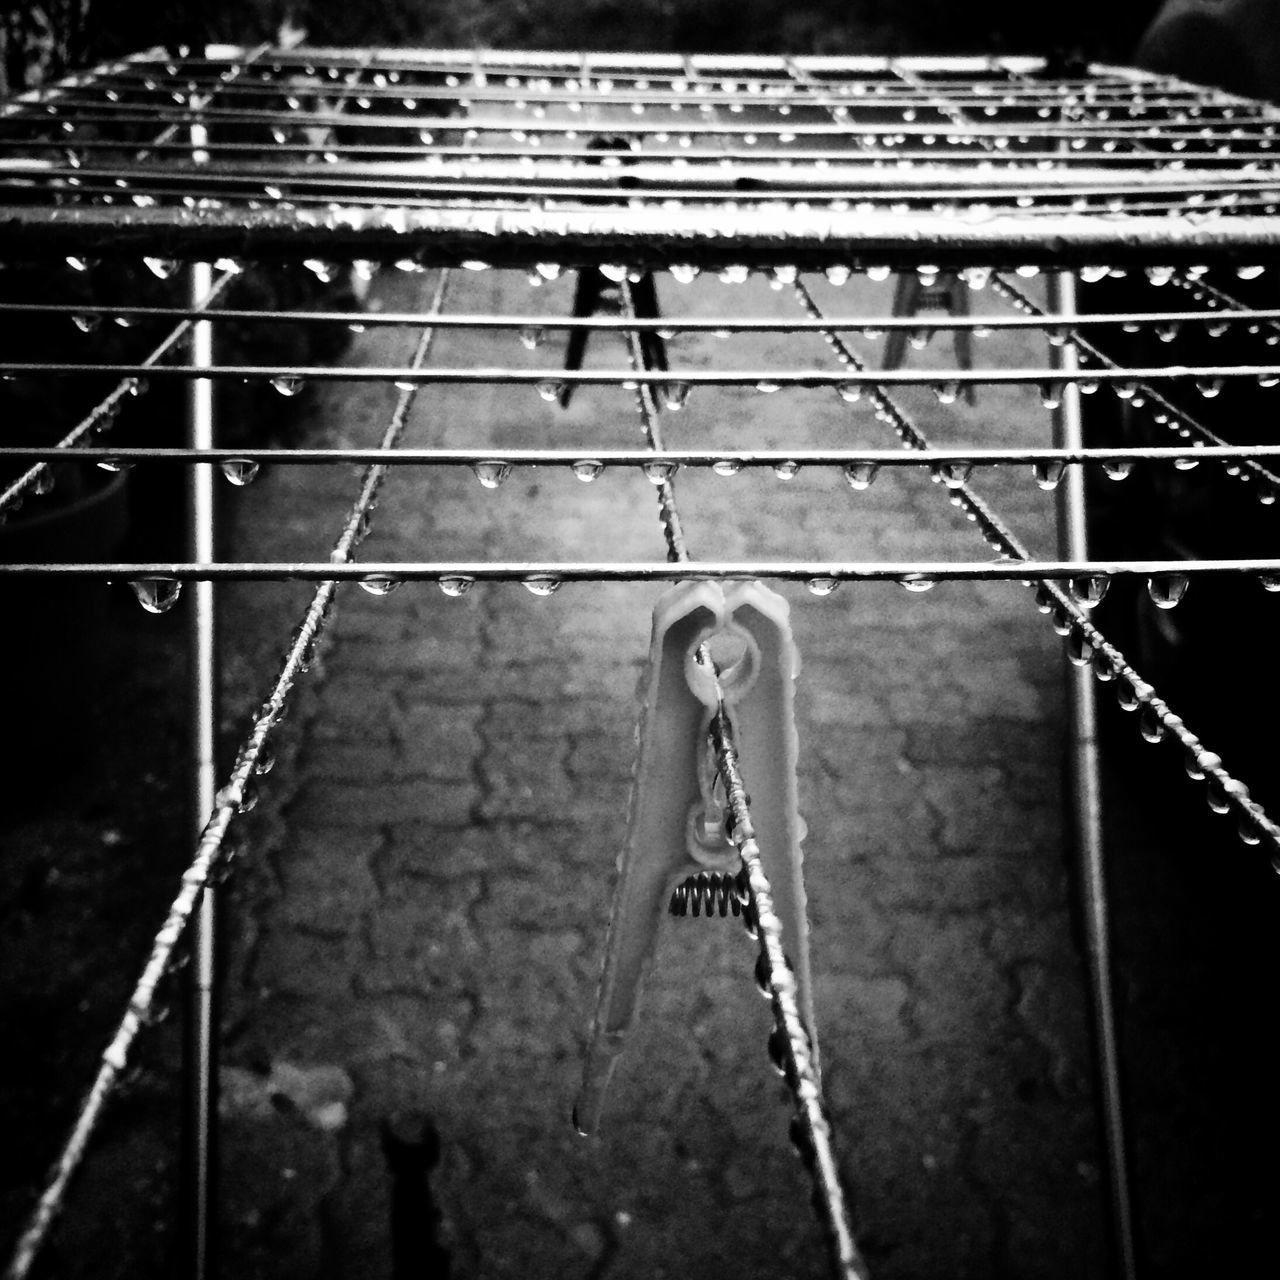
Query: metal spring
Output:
[[669, 869, 747, 919]]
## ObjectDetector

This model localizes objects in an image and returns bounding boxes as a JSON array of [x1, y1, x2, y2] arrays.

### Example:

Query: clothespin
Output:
[[557, 136, 669, 410], [574, 579, 814, 1135]]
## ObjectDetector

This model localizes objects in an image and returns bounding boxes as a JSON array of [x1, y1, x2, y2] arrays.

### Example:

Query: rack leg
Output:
[[1049, 270, 1139, 1280], [181, 256, 219, 1280]]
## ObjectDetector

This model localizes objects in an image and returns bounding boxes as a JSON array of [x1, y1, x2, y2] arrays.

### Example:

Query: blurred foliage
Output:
[[75, 0, 1164, 64]]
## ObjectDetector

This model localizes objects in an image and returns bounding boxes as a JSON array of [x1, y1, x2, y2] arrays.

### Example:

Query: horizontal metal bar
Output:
[[4, 559, 1279, 583], [4, 302, 1276, 333], [6, 444, 1280, 467], [3, 361, 1279, 387], [6, 204, 1280, 266]]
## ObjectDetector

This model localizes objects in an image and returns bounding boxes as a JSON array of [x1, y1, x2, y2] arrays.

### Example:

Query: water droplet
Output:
[[1205, 317, 1230, 338], [65, 255, 92, 272], [460, 260, 490, 272], [303, 258, 338, 283], [960, 266, 990, 290], [1102, 459, 1133, 481], [805, 577, 840, 596], [1115, 677, 1140, 711], [712, 458, 742, 477], [933, 461, 972, 489], [270, 375, 306, 397], [471, 460, 511, 489], [909, 328, 932, 351], [359, 574, 402, 596], [438, 575, 474, 597], [1155, 322, 1181, 343], [71, 312, 100, 334], [1147, 573, 1189, 609], [536, 380, 566, 403], [643, 460, 679, 485], [518, 326, 543, 351], [535, 262, 562, 281], [96, 457, 133, 473], [773, 460, 801, 480], [661, 382, 691, 412], [843, 461, 880, 490], [934, 381, 960, 405], [599, 263, 629, 283], [1195, 378, 1223, 399], [130, 577, 182, 614], [571, 459, 604, 483], [1184, 748, 1222, 781], [1032, 460, 1066, 490], [1138, 704, 1165, 743], [824, 265, 852, 286], [669, 264, 699, 284], [1071, 575, 1109, 608], [1078, 379, 1100, 396], [866, 265, 892, 282], [1260, 573, 1280, 592], [522, 573, 561, 596], [836, 382, 862, 403], [1091, 649, 1116, 683], [1066, 625, 1094, 667], [1113, 381, 1138, 402], [754, 380, 781, 395], [142, 257, 179, 280], [219, 457, 259, 486], [1237, 264, 1265, 280], [900, 574, 935, 592], [1039, 381, 1065, 410]]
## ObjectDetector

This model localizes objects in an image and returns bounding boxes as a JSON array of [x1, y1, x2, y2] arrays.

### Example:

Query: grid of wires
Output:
[[4, 43, 1280, 1280]]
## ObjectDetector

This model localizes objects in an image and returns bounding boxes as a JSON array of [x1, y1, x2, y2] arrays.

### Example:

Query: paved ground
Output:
[[218, 265, 1102, 1280], [5, 263, 1280, 1279]]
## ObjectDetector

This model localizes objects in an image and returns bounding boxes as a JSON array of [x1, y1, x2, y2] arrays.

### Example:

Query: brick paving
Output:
[[211, 264, 1109, 1279]]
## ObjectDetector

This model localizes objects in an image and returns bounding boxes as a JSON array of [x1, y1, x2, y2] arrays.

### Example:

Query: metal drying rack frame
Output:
[[4, 42, 1280, 1280]]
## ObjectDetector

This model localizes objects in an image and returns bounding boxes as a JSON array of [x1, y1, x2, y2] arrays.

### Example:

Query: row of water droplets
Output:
[[990, 271, 1280, 503], [792, 273, 1280, 855]]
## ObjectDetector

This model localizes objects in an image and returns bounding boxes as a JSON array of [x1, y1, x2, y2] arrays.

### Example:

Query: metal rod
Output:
[[1049, 267, 1139, 1280], [180, 115, 219, 1280], [7, 443, 1280, 468]]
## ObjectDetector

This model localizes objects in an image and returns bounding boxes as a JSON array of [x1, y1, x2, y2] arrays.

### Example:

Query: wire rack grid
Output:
[[3, 43, 1280, 1280]]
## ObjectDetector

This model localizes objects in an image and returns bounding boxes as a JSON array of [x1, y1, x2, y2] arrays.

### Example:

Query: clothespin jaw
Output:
[[574, 580, 814, 1136]]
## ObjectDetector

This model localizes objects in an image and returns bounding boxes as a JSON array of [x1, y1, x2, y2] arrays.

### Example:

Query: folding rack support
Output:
[[1048, 269, 1138, 1280], [180, 117, 220, 1280]]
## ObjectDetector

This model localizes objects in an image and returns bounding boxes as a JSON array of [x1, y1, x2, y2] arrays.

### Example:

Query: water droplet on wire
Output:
[[130, 577, 182, 614], [271, 375, 306, 397], [571, 459, 604, 483], [805, 577, 840, 597], [900, 574, 935, 593], [773, 460, 801, 480], [359, 574, 402, 596], [712, 458, 743, 477], [143, 257, 179, 280], [438, 575, 474, 597], [843, 461, 880, 490], [661, 382, 691, 412], [471, 460, 511, 489], [219, 458, 259, 486], [1071, 576, 1109, 608], [643, 460, 679, 485], [522, 574, 561, 597], [1102, 459, 1133, 481], [1032, 460, 1066, 491], [536, 379, 566, 403], [1147, 573, 1189, 609]]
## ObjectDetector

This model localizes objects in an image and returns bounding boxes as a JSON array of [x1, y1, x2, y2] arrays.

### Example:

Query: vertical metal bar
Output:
[[1048, 269, 1139, 1280], [181, 116, 218, 1280]]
